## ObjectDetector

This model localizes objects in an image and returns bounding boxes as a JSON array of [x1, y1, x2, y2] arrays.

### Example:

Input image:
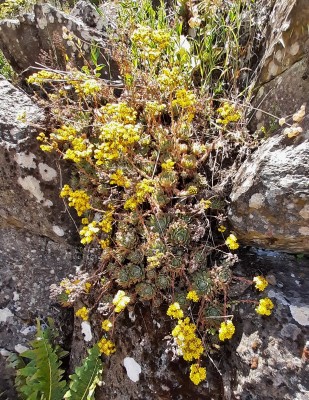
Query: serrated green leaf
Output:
[[64, 345, 103, 400]]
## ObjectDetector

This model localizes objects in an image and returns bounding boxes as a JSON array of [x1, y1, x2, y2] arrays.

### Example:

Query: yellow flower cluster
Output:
[[218, 225, 226, 233], [253, 276, 268, 291], [124, 179, 155, 210], [110, 169, 131, 188], [157, 67, 184, 90], [101, 319, 113, 332], [172, 318, 204, 361], [189, 364, 207, 385], [75, 306, 89, 321], [131, 25, 171, 63], [200, 199, 212, 209], [79, 221, 99, 244], [113, 290, 130, 313], [147, 251, 164, 270], [186, 186, 198, 195], [172, 89, 196, 109], [98, 337, 116, 356], [84, 282, 92, 293], [218, 320, 235, 341], [100, 102, 137, 125], [216, 102, 241, 125], [145, 101, 166, 118], [255, 298, 274, 316], [60, 184, 91, 216], [161, 159, 175, 171], [99, 206, 114, 234], [27, 70, 62, 85], [94, 121, 141, 165], [186, 290, 199, 302], [225, 234, 239, 250], [167, 302, 184, 319]]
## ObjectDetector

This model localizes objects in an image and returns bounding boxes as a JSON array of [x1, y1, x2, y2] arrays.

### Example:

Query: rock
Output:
[[228, 250, 309, 400], [251, 0, 309, 131], [0, 75, 81, 397], [228, 132, 309, 253], [0, 3, 119, 78], [70, 0, 118, 31]]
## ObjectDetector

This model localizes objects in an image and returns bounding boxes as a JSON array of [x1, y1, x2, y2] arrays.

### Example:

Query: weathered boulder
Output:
[[251, 0, 309, 131], [228, 250, 309, 400], [0, 3, 119, 78], [0, 75, 81, 397], [228, 132, 309, 253]]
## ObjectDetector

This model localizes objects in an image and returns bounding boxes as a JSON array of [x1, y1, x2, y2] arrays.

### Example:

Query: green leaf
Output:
[[14, 320, 68, 400], [64, 345, 103, 400]]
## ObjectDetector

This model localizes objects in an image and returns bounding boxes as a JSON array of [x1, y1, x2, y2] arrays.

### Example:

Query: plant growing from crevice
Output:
[[23, 0, 277, 386]]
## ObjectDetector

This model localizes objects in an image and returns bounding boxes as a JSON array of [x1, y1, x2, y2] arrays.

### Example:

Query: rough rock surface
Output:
[[0, 75, 81, 397], [0, 3, 119, 78], [252, 0, 309, 131], [228, 131, 309, 253], [228, 250, 309, 400]]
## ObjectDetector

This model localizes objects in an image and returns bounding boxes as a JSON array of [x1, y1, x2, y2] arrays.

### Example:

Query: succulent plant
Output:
[[106, 262, 120, 279], [192, 270, 214, 296], [116, 228, 139, 249], [135, 282, 156, 300], [127, 249, 144, 264], [127, 263, 144, 283], [210, 197, 225, 210], [146, 269, 157, 280], [156, 273, 171, 289], [174, 290, 189, 309], [158, 170, 178, 190], [147, 213, 171, 234], [204, 304, 222, 329], [118, 264, 144, 287], [117, 267, 131, 288], [168, 255, 184, 272], [214, 265, 233, 285], [168, 221, 191, 247], [152, 188, 170, 206]]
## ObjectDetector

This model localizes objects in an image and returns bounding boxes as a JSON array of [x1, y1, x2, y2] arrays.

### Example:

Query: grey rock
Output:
[[0, 75, 81, 396], [229, 132, 309, 253], [228, 252, 309, 400], [251, 0, 309, 131], [70, 0, 118, 31], [0, 3, 119, 78]]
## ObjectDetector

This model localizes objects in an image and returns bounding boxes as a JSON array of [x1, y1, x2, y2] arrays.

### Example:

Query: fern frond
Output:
[[64, 345, 103, 400], [15, 320, 68, 400]]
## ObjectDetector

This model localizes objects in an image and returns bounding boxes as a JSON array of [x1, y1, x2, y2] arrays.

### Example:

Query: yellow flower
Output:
[[186, 291, 199, 302], [113, 290, 130, 313], [172, 318, 204, 361], [225, 234, 239, 250], [110, 169, 131, 188], [161, 159, 175, 171], [255, 298, 274, 316], [167, 302, 184, 319], [253, 276, 268, 291], [200, 199, 212, 209], [218, 225, 226, 233], [84, 282, 92, 293], [189, 364, 206, 385], [75, 306, 89, 321], [98, 338, 116, 356], [101, 319, 113, 332], [218, 320, 235, 341]]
